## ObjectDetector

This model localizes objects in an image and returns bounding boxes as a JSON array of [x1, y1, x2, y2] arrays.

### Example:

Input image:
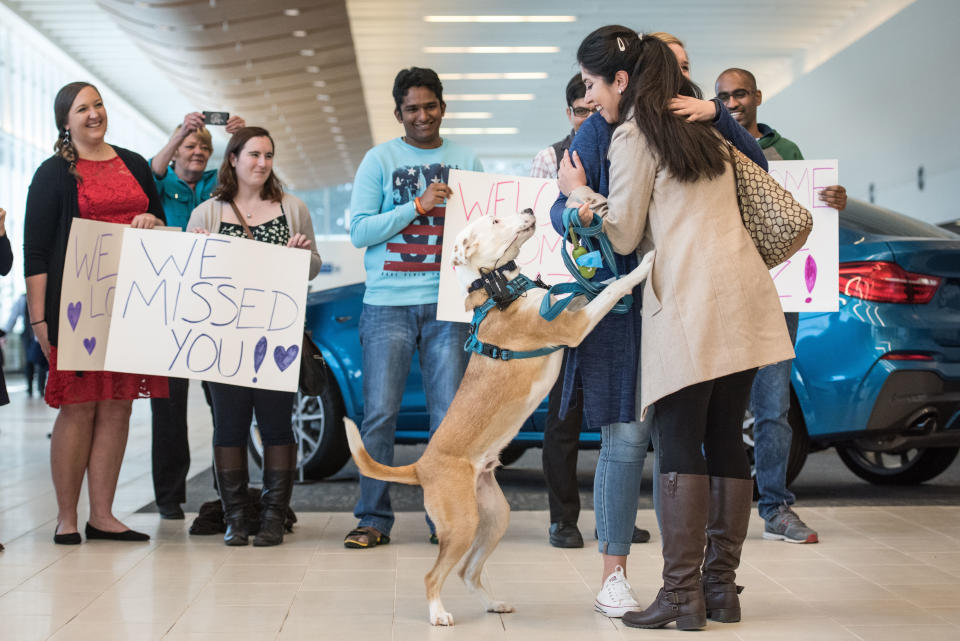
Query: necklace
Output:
[[231, 201, 254, 219]]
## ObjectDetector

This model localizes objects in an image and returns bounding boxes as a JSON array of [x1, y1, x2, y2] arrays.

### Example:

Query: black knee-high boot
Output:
[[623, 473, 709, 631], [702, 476, 753, 622], [253, 444, 297, 547], [213, 446, 250, 546]]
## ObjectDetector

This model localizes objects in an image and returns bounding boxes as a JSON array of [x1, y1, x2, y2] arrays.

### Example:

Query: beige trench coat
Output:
[[570, 120, 794, 417]]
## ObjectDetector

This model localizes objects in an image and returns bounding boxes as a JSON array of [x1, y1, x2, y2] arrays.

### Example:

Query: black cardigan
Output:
[[0, 234, 11, 276], [23, 146, 164, 347]]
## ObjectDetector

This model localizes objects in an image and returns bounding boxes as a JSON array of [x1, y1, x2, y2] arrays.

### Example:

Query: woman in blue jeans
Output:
[[553, 31, 769, 618]]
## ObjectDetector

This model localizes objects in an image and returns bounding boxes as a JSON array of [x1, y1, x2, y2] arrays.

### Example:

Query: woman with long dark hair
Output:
[[187, 126, 321, 547], [24, 82, 168, 544], [562, 27, 793, 630]]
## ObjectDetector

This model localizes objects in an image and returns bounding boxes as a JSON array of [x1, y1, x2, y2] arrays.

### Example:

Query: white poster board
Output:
[[768, 160, 839, 312], [104, 229, 309, 392], [56, 219, 125, 371], [437, 170, 570, 322]]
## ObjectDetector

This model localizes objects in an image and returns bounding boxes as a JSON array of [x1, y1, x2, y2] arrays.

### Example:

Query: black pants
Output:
[[654, 368, 757, 480], [542, 350, 585, 524], [150, 377, 191, 507], [209, 382, 296, 448]]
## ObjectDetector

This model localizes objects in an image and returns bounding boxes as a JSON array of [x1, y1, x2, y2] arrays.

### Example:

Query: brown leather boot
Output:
[[703, 476, 753, 623], [253, 444, 297, 547], [213, 446, 250, 546], [702, 476, 753, 622], [623, 473, 709, 631]]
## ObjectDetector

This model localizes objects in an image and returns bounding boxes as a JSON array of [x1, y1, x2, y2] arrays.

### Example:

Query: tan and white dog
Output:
[[344, 209, 653, 626]]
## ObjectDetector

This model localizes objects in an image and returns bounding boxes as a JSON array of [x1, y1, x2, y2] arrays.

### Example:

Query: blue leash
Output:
[[538, 207, 634, 321]]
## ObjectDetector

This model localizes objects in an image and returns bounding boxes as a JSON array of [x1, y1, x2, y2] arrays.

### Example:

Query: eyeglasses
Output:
[[716, 89, 755, 102], [571, 106, 595, 117]]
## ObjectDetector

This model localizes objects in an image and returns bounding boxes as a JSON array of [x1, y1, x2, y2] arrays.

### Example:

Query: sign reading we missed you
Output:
[[103, 229, 309, 392], [768, 159, 839, 313], [437, 169, 569, 322]]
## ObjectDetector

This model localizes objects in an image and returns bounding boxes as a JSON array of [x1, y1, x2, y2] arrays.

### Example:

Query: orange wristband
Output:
[[414, 196, 426, 215]]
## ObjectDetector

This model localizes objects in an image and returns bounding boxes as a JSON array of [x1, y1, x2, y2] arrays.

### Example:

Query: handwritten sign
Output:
[[437, 170, 568, 322], [768, 160, 839, 312], [57, 219, 125, 370], [104, 229, 309, 392]]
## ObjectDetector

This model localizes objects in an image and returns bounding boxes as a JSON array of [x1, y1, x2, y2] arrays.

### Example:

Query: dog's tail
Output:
[[343, 418, 420, 485]]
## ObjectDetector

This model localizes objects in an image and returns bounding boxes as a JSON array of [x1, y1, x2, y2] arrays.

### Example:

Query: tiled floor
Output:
[[1, 382, 959, 640]]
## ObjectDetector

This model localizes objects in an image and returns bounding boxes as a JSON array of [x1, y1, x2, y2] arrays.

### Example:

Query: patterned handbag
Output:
[[730, 146, 813, 268]]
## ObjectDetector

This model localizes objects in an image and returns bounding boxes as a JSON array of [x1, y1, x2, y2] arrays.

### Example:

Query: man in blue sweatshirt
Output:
[[345, 67, 483, 549]]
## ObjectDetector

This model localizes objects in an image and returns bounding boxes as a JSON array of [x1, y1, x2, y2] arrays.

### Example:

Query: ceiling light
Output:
[[293, 30, 307, 37], [423, 46, 558, 54], [327, 116, 338, 123], [424, 16, 575, 23], [445, 94, 534, 101], [316, 94, 330, 101], [284, 8, 300, 17], [330, 126, 342, 133], [312, 80, 326, 87], [438, 72, 548, 80], [306, 65, 320, 73], [300, 49, 315, 56], [443, 112, 493, 119], [322, 105, 335, 113], [334, 135, 345, 142], [439, 127, 518, 134]]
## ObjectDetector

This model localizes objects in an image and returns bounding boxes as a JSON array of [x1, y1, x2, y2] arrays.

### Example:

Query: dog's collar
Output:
[[463, 272, 560, 361], [466, 261, 548, 312]]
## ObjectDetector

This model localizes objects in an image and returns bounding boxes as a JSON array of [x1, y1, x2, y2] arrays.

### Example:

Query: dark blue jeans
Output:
[[354, 303, 469, 536], [750, 312, 800, 520]]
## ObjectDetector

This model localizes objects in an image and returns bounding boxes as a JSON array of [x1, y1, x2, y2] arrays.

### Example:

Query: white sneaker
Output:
[[593, 565, 639, 618]]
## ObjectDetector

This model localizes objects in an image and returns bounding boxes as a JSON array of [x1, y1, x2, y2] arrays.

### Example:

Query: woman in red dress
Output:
[[24, 82, 168, 544]]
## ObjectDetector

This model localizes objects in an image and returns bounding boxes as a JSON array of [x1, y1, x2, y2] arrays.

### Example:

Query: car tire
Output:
[[836, 444, 959, 485], [248, 377, 351, 480], [498, 444, 529, 467], [742, 392, 810, 491]]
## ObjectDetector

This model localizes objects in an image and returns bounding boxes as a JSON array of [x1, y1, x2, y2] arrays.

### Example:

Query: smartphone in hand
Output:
[[202, 111, 230, 125]]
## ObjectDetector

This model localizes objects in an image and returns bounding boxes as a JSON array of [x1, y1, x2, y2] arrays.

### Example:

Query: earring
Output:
[[618, 87, 623, 95], [61, 129, 71, 143]]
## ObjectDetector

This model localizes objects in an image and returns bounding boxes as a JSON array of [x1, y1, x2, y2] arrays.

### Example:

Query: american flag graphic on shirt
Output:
[[384, 162, 451, 274]]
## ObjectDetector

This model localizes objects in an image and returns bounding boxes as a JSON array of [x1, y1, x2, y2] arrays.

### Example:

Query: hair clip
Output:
[[637, 31, 644, 41], [616, 36, 626, 52]]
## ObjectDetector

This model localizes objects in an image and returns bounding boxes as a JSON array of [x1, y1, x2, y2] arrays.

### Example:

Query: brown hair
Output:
[[576, 26, 727, 183], [53, 81, 100, 181], [212, 126, 284, 203]]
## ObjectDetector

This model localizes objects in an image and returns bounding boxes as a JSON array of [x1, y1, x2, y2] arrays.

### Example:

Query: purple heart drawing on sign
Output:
[[83, 337, 96, 355], [273, 344, 300, 372], [252, 336, 267, 383], [804, 254, 818, 303], [67, 301, 82, 331]]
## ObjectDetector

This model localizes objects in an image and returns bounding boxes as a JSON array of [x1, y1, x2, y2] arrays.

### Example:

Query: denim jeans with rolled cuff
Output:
[[594, 420, 651, 556], [750, 312, 800, 521], [354, 303, 469, 536]]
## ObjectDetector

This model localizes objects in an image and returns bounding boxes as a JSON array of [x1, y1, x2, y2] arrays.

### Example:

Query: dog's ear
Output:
[[451, 235, 478, 268]]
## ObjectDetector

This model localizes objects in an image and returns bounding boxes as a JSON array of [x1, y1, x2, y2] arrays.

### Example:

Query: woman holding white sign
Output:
[[188, 126, 321, 547], [23, 81, 168, 545], [561, 28, 794, 630]]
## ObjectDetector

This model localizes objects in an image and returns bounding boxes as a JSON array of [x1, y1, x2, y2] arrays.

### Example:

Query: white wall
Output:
[[760, 0, 959, 225]]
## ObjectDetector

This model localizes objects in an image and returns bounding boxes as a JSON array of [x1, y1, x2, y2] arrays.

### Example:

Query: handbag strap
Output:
[[227, 201, 255, 241]]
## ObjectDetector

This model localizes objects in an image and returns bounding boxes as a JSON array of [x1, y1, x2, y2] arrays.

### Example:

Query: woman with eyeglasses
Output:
[[559, 26, 793, 630], [552, 31, 769, 620]]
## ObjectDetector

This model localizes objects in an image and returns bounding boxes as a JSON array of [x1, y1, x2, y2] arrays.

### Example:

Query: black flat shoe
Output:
[[54, 530, 81, 545], [85, 523, 150, 542], [549, 522, 584, 548]]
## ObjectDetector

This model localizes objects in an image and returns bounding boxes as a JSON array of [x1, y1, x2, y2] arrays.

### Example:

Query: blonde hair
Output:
[[649, 31, 684, 48], [174, 124, 213, 148]]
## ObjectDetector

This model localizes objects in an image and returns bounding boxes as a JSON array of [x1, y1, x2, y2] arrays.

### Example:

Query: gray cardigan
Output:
[[187, 193, 322, 280]]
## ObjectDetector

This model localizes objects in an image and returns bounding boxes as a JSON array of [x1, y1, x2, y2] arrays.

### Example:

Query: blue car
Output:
[[253, 199, 960, 486]]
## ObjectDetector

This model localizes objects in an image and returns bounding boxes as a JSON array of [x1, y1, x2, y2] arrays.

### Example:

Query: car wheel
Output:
[[249, 379, 351, 480], [836, 443, 959, 485], [498, 445, 529, 467], [742, 393, 810, 491]]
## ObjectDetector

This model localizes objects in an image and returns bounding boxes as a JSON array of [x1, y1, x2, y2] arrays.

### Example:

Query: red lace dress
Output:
[[45, 156, 169, 408]]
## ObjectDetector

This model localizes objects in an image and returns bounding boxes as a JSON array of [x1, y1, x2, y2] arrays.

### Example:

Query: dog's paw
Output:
[[486, 601, 515, 614], [430, 611, 455, 626]]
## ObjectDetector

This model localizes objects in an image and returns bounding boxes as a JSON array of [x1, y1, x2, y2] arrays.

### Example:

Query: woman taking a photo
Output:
[[188, 126, 321, 547], [561, 27, 793, 630], [24, 81, 167, 544]]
